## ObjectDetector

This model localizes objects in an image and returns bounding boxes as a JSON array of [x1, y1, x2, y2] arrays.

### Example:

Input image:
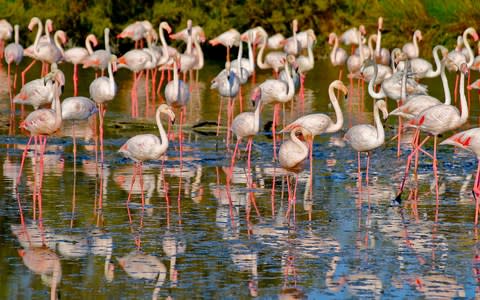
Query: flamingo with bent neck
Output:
[[256, 31, 286, 78], [209, 29, 240, 64], [64, 34, 97, 96], [328, 32, 348, 81], [119, 104, 175, 205], [344, 99, 388, 187], [83, 27, 111, 76], [402, 30, 422, 59], [374, 17, 390, 65], [282, 80, 347, 183]]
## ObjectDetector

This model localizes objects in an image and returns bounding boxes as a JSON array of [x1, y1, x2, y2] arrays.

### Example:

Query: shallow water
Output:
[[1, 57, 480, 299]]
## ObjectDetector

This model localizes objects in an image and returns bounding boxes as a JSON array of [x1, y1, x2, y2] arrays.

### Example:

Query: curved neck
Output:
[[45, 20, 52, 43], [400, 60, 408, 102], [85, 34, 95, 55], [373, 102, 385, 144], [54, 31, 64, 56], [158, 24, 170, 65], [368, 35, 375, 60], [173, 60, 179, 97], [463, 29, 475, 67], [459, 70, 468, 124], [412, 31, 419, 57], [291, 128, 309, 159], [253, 99, 262, 133], [256, 35, 269, 69], [33, 20, 43, 50], [306, 39, 314, 68], [104, 28, 110, 53], [325, 85, 343, 133], [185, 30, 193, 55], [424, 45, 443, 78], [156, 109, 169, 156]]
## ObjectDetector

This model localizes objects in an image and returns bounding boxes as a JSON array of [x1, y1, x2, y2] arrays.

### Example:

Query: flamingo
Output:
[[64, 34, 98, 96], [162, 230, 186, 286], [165, 55, 190, 164], [61, 96, 98, 164], [240, 26, 267, 81], [440, 128, 480, 224], [13, 69, 61, 110], [253, 55, 295, 160], [282, 80, 347, 181], [117, 20, 154, 48], [344, 99, 388, 187], [340, 24, 366, 54], [83, 27, 111, 76], [32, 23, 66, 76], [346, 27, 366, 79], [117, 33, 158, 118], [402, 30, 422, 59], [211, 61, 240, 141], [170, 24, 206, 43], [116, 251, 167, 300], [230, 91, 263, 181], [21, 17, 50, 85], [256, 31, 286, 78], [278, 125, 311, 217], [296, 32, 315, 100], [209, 29, 240, 63], [360, 37, 392, 85], [89, 54, 117, 163], [0, 19, 12, 59], [118, 104, 175, 205], [4, 24, 23, 105], [328, 32, 348, 81]]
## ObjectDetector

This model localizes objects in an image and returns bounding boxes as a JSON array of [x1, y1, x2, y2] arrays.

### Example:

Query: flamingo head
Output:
[[158, 104, 176, 124], [415, 30, 423, 41], [250, 87, 262, 106], [17, 248, 25, 257], [378, 17, 384, 31], [375, 99, 389, 120], [162, 22, 172, 35], [45, 19, 53, 33], [292, 19, 298, 32], [28, 17, 41, 31], [328, 32, 336, 45], [460, 62, 469, 76], [334, 80, 348, 95], [359, 24, 366, 36]]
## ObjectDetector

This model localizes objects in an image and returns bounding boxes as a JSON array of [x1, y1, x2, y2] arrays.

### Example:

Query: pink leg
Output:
[[454, 73, 459, 104], [17, 136, 34, 185], [73, 64, 79, 96], [398, 133, 431, 194], [21, 60, 36, 86], [216, 97, 223, 137], [246, 137, 253, 185], [99, 104, 105, 164], [272, 104, 278, 160], [139, 163, 145, 207], [366, 152, 370, 186], [432, 135, 439, 222], [229, 137, 242, 183], [357, 152, 362, 190], [473, 161, 480, 225], [127, 163, 138, 204]]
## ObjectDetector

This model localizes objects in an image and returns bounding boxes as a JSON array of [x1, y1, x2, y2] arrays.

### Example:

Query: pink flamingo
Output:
[[440, 128, 480, 225], [340, 24, 366, 54], [89, 54, 117, 164], [328, 32, 348, 81], [296, 32, 315, 100], [374, 17, 390, 65], [117, 33, 157, 118], [117, 20, 154, 48], [13, 73, 58, 110], [21, 17, 51, 85], [165, 55, 190, 165], [0, 19, 12, 59], [83, 28, 111, 76], [253, 55, 295, 160], [209, 28, 240, 63], [230, 91, 263, 181], [61, 96, 98, 165], [118, 104, 175, 205], [282, 19, 300, 56], [278, 125, 311, 220], [282, 80, 347, 181], [344, 99, 388, 187], [64, 34, 98, 96], [402, 30, 422, 59], [256, 31, 286, 78], [4, 24, 23, 105]]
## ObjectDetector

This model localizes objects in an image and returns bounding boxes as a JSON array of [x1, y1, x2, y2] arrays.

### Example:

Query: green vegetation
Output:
[[1, 0, 480, 58]]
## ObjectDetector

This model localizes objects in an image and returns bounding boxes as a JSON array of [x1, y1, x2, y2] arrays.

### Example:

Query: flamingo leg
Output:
[[17, 135, 34, 185], [73, 64, 79, 96], [366, 152, 370, 186], [127, 163, 138, 204], [21, 59, 37, 86], [473, 160, 480, 225], [139, 162, 145, 207], [216, 97, 223, 137], [229, 137, 242, 183], [272, 104, 278, 160], [357, 151, 362, 190]]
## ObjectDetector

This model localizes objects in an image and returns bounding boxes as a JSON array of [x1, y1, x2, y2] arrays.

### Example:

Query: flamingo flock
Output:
[[2, 13, 480, 299]]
